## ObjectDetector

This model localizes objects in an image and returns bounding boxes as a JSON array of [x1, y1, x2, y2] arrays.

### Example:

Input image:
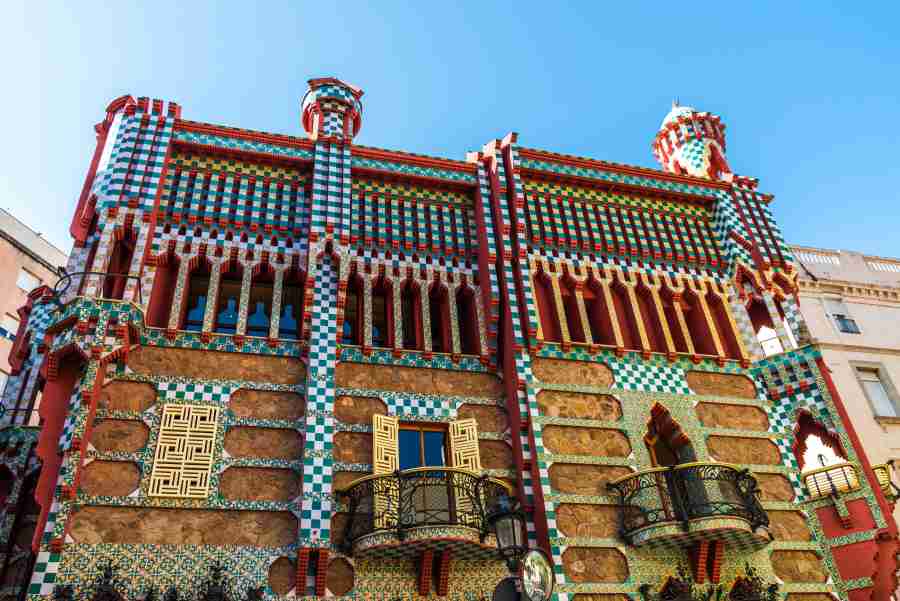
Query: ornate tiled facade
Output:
[[0, 81, 896, 601]]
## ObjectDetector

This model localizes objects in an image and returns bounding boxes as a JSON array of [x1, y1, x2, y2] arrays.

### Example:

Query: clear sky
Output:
[[3, 2, 899, 258]]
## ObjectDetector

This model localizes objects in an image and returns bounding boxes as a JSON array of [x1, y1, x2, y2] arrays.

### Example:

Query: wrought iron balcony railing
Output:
[[53, 271, 144, 305], [639, 564, 778, 601], [338, 467, 512, 553], [607, 462, 769, 545], [802, 462, 860, 499]]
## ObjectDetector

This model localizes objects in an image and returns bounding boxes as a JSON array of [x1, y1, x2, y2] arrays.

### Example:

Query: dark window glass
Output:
[[423, 431, 446, 467], [184, 281, 207, 332], [373, 292, 388, 347], [247, 301, 270, 337], [399, 429, 421, 471], [279, 303, 298, 340], [835, 315, 861, 334], [398, 426, 447, 470]]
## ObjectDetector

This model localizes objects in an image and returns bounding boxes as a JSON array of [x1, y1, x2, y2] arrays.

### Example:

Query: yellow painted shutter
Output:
[[372, 414, 399, 531], [372, 414, 399, 474], [449, 418, 481, 471]]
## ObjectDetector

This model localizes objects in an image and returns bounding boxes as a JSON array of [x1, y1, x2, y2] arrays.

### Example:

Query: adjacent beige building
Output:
[[793, 244, 900, 523], [0, 209, 68, 393]]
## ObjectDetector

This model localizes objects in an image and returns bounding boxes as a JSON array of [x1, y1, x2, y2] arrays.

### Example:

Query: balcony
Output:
[[338, 467, 512, 559], [802, 462, 860, 499], [872, 463, 899, 502], [607, 462, 771, 548]]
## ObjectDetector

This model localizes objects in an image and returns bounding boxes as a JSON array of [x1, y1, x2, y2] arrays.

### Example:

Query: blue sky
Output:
[[3, 2, 899, 257]]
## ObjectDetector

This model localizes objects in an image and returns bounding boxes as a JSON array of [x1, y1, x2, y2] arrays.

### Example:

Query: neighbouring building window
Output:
[[0, 314, 19, 339], [824, 298, 861, 334], [856, 367, 899, 418], [16, 269, 40, 292]]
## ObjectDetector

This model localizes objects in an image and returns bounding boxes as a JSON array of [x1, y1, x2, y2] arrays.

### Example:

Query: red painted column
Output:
[[816, 357, 899, 600], [32, 354, 84, 551]]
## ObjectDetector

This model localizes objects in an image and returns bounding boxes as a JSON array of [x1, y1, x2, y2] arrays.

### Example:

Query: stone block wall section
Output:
[[0, 83, 893, 601]]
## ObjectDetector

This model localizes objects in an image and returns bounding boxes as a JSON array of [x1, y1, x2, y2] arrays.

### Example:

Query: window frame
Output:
[[852, 362, 900, 420], [15, 268, 41, 293], [399, 422, 448, 470], [1, 313, 19, 338], [823, 297, 861, 335]]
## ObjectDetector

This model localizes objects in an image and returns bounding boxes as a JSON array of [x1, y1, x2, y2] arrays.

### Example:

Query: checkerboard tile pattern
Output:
[[159, 381, 229, 404], [28, 493, 64, 595], [300, 253, 339, 544], [609, 360, 691, 394], [519, 156, 719, 200]]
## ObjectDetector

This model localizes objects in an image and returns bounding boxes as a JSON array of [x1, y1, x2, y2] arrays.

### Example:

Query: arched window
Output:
[[182, 258, 212, 332], [103, 229, 136, 300], [533, 271, 561, 343], [214, 260, 243, 334], [455, 286, 480, 355], [610, 277, 640, 351], [682, 289, 717, 356], [372, 277, 393, 348], [583, 278, 616, 346], [429, 284, 451, 353], [279, 267, 304, 340], [747, 299, 782, 356], [644, 403, 696, 467], [634, 281, 666, 354], [792, 411, 847, 472], [342, 273, 363, 345], [793, 411, 854, 498], [660, 287, 689, 355], [560, 277, 585, 343], [147, 253, 180, 328], [247, 265, 275, 338], [0, 465, 14, 505], [400, 280, 422, 351], [706, 289, 743, 360]]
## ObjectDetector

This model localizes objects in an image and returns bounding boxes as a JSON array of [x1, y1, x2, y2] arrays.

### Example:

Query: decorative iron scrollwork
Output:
[[608, 463, 769, 544], [338, 467, 512, 553], [91, 564, 123, 601], [639, 564, 778, 601]]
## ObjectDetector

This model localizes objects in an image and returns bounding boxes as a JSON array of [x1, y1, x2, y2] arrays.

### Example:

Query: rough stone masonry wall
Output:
[[329, 361, 512, 596], [59, 344, 309, 598], [525, 351, 836, 599]]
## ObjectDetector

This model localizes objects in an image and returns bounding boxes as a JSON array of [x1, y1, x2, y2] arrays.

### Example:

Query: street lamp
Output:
[[486, 490, 554, 601], [486, 492, 528, 572]]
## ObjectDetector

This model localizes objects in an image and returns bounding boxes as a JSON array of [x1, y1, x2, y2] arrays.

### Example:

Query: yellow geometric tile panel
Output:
[[372, 414, 399, 475], [149, 404, 220, 499], [449, 418, 481, 472], [522, 179, 711, 218], [352, 177, 473, 207], [170, 150, 304, 181]]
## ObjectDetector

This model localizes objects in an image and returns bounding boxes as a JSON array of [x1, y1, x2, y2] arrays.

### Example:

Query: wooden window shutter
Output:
[[372, 414, 399, 474], [449, 418, 481, 471]]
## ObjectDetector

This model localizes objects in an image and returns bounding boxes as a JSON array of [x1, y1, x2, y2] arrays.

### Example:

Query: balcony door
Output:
[[372, 416, 482, 531], [399, 424, 451, 527], [643, 404, 702, 525]]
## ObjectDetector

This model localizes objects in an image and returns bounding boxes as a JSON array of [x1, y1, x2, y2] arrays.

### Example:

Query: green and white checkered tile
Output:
[[174, 129, 314, 161], [159, 381, 229, 404], [28, 551, 62, 596], [609, 360, 691, 395], [28, 493, 64, 595]]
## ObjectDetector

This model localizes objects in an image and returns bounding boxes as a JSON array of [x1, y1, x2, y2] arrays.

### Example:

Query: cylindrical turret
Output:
[[301, 77, 364, 142], [652, 102, 730, 181]]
